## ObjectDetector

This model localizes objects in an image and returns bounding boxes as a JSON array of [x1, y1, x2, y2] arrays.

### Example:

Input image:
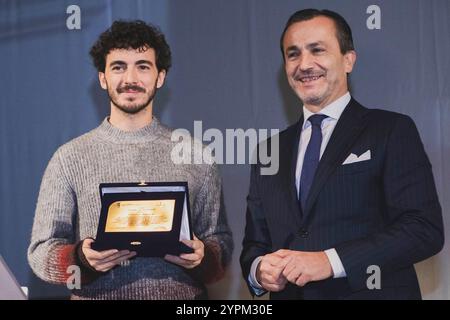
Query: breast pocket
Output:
[[334, 160, 374, 175]]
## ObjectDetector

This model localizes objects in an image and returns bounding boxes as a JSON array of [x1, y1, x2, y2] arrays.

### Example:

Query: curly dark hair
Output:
[[89, 20, 171, 73]]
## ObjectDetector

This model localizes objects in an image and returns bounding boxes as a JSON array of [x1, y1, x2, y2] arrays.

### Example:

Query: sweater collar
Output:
[[96, 117, 164, 144]]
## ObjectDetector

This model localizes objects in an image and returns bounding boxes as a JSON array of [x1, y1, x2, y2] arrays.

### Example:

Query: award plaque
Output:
[[92, 182, 194, 257]]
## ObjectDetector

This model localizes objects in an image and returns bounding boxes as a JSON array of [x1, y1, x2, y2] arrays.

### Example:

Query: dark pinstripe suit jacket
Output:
[[240, 99, 444, 300]]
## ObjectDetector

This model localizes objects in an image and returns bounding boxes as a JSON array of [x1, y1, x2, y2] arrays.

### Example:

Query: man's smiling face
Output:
[[99, 47, 166, 114], [282, 16, 355, 110]]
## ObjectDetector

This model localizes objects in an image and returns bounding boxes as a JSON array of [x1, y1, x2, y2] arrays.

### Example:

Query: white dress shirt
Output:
[[248, 92, 351, 295]]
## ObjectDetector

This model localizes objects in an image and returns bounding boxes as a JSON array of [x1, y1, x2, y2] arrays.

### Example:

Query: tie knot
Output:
[[308, 114, 327, 127]]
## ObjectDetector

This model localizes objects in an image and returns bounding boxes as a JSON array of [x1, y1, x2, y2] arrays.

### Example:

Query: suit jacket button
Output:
[[299, 229, 309, 238]]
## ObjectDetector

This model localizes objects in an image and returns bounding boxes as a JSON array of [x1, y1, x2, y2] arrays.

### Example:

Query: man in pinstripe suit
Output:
[[240, 9, 444, 299]]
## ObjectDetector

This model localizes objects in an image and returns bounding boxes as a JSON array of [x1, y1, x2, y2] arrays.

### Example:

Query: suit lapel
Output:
[[279, 116, 304, 227], [302, 99, 370, 221]]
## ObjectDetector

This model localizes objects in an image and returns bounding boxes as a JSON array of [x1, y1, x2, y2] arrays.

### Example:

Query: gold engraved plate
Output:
[[105, 200, 175, 232]]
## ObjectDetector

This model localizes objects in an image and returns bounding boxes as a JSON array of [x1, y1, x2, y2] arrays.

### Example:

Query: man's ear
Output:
[[344, 50, 356, 74], [156, 70, 167, 89], [98, 72, 107, 90]]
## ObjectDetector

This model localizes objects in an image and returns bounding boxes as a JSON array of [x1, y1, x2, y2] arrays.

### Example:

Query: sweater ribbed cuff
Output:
[[187, 240, 225, 284], [75, 239, 105, 284]]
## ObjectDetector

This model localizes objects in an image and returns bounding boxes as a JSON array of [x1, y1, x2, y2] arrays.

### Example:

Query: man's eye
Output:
[[138, 65, 150, 70], [312, 48, 324, 54], [287, 52, 299, 59], [112, 66, 124, 71]]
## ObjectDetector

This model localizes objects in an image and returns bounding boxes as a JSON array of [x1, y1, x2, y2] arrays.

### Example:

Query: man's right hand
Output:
[[82, 238, 137, 272], [256, 252, 292, 292]]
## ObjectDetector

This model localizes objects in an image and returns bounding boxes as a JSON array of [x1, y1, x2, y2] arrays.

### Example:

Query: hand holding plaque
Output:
[[164, 234, 204, 269]]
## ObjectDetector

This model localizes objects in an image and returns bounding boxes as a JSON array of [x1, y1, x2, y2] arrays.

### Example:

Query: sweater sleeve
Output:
[[28, 149, 97, 285], [188, 163, 233, 284]]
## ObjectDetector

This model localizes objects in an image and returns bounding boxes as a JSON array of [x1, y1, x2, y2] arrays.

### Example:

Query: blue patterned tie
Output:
[[299, 114, 328, 211]]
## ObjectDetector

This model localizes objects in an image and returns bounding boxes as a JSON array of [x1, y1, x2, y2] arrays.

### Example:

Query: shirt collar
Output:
[[302, 92, 351, 129]]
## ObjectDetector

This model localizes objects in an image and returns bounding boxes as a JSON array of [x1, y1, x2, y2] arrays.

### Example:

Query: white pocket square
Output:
[[342, 150, 371, 165]]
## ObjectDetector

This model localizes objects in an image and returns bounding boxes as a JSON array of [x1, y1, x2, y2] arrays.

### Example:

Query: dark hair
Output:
[[280, 9, 354, 57], [90, 20, 171, 73]]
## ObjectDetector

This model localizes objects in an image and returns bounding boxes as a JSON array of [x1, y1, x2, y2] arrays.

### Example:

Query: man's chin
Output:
[[114, 103, 148, 115], [297, 92, 325, 106]]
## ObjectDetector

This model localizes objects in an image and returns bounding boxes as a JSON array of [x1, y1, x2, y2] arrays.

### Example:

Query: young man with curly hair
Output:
[[28, 20, 233, 300]]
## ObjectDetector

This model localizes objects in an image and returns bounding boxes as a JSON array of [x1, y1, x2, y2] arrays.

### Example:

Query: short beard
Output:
[[108, 83, 158, 115], [301, 94, 325, 106]]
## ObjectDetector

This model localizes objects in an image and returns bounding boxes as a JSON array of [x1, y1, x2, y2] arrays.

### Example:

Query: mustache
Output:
[[292, 69, 325, 81], [116, 85, 146, 93]]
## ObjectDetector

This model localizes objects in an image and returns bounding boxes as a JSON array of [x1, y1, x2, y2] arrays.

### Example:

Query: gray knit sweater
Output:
[[28, 117, 233, 300]]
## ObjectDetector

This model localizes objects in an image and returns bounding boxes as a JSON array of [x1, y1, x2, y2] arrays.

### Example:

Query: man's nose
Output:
[[124, 67, 138, 84], [299, 53, 314, 71]]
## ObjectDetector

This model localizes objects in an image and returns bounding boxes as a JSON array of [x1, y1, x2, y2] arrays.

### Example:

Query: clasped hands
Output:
[[256, 249, 333, 292]]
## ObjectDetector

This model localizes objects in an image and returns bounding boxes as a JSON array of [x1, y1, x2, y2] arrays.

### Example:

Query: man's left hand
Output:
[[276, 249, 333, 287], [164, 235, 204, 269]]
